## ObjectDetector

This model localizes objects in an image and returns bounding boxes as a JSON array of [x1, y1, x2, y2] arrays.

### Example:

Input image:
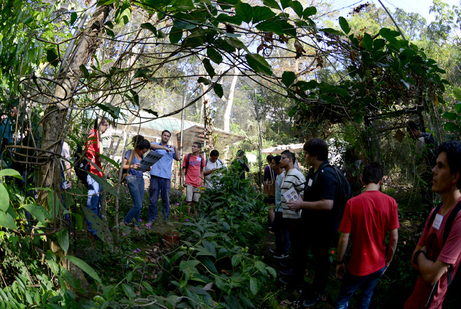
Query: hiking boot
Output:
[[302, 292, 321, 307]]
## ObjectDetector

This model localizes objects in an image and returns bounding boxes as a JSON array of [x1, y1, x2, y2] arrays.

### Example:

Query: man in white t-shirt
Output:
[[204, 149, 226, 189]]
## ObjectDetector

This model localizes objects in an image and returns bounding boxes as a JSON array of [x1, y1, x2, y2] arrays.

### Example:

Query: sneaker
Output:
[[280, 269, 292, 276], [302, 293, 321, 307], [279, 276, 303, 288], [274, 253, 289, 260]]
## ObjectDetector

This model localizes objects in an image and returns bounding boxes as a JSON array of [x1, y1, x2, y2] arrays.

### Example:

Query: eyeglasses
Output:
[[281, 156, 288, 160]]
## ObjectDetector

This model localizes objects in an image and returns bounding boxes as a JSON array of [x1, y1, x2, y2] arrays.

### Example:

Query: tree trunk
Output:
[[223, 66, 239, 132]]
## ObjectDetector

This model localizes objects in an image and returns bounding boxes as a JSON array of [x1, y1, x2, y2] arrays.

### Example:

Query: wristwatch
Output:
[[413, 250, 426, 264]]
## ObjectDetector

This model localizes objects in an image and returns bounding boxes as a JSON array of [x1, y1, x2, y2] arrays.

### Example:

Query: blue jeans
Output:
[[124, 175, 145, 225], [86, 174, 102, 236], [148, 176, 170, 222], [336, 266, 386, 309]]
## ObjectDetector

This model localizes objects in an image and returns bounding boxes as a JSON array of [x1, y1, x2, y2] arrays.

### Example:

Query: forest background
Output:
[[1, 0, 461, 308]]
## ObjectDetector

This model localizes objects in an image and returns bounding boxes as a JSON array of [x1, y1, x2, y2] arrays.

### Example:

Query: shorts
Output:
[[186, 184, 200, 202]]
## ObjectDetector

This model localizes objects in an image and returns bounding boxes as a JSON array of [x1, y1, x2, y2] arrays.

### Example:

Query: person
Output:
[[85, 117, 109, 239], [148, 130, 180, 225], [264, 154, 276, 197], [286, 138, 339, 307], [182, 142, 205, 216], [204, 149, 226, 189], [335, 162, 399, 309], [232, 149, 249, 180], [270, 155, 290, 260], [0, 107, 18, 156], [405, 141, 461, 309], [120, 135, 151, 226], [407, 120, 438, 212], [278, 150, 305, 280], [60, 140, 72, 229]]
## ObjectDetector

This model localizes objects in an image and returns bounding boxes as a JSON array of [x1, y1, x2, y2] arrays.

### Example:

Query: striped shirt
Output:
[[281, 168, 306, 219]]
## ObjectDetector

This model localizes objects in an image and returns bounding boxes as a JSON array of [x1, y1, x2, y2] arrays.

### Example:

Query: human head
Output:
[[236, 149, 244, 157], [192, 142, 201, 153], [266, 154, 274, 164], [436, 141, 461, 189], [132, 135, 150, 156], [94, 117, 109, 134], [271, 155, 282, 171], [210, 149, 219, 163], [303, 138, 328, 161], [161, 130, 171, 144], [407, 121, 420, 140], [281, 150, 296, 164], [362, 162, 383, 185]]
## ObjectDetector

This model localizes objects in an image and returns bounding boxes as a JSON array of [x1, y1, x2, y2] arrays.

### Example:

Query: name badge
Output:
[[197, 157, 202, 162], [432, 213, 444, 230], [308, 178, 313, 186]]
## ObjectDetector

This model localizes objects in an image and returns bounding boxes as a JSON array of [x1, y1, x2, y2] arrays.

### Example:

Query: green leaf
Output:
[[443, 112, 457, 120], [46, 49, 59, 67], [207, 48, 223, 64], [0, 210, 17, 229], [114, 0, 132, 25], [453, 89, 461, 102], [169, 27, 183, 44], [266, 266, 277, 278], [202, 58, 215, 78], [142, 108, 158, 117], [280, 0, 291, 9], [198, 77, 212, 85], [373, 39, 386, 50], [256, 21, 284, 35], [249, 277, 258, 295], [444, 122, 459, 132], [282, 71, 296, 87], [246, 53, 273, 76], [80, 65, 89, 78], [214, 83, 223, 98], [66, 255, 102, 284], [320, 28, 343, 36], [97, 0, 115, 5], [133, 68, 151, 79], [255, 261, 266, 274], [70, 12, 77, 25], [56, 229, 69, 254], [289, 1, 303, 17], [0, 168, 22, 179], [22, 204, 50, 223], [362, 33, 373, 51], [179, 260, 200, 272], [231, 254, 242, 267], [455, 103, 461, 113], [263, 0, 280, 10], [235, 2, 253, 23], [174, 19, 196, 30], [141, 23, 158, 36], [252, 6, 276, 24], [354, 114, 362, 124], [0, 184, 9, 212], [122, 284, 136, 299], [303, 6, 317, 18], [171, 0, 194, 10], [200, 256, 218, 274], [339, 17, 350, 34], [226, 38, 246, 50]]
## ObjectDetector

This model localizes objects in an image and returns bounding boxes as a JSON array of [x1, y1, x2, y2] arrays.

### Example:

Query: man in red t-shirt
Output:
[[335, 162, 399, 309], [405, 141, 461, 309], [85, 117, 108, 239], [182, 142, 205, 216]]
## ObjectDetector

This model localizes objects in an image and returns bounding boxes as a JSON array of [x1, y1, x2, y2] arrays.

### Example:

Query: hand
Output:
[[164, 146, 173, 153], [132, 163, 140, 169], [287, 199, 304, 211], [336, 264, 346, 279], [147, 167, 151, 172]]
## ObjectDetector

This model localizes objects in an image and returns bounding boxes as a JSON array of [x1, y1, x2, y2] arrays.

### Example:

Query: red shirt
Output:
[[339, 190, 400, 276], [85, 129, 103, 177], [405, 198, 461, 309], [183, 154, 205, 187]]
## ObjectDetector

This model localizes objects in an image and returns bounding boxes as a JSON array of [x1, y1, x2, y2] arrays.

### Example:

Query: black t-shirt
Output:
[[303, 160, 338, 230]]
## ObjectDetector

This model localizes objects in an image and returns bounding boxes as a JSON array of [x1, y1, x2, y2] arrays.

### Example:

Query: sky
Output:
[[331, 0, 461, 23]]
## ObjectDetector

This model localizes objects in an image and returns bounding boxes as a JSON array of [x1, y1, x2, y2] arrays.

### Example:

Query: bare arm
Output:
[[385, 229, 399, 267], [287, 199, 334, 211], [122, 157, 140, 170], [335, 233, 350, 279], [204, 169, 215, 176], [151, 143, 173, 153], [174, 146, 180, 160], [415, 246, 450, 285]]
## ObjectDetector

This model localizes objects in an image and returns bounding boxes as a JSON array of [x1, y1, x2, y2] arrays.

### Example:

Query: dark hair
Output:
[[210, 149, 219, 157], [266, 154, 274, 163], [236, 149, 245, 157], [132, 135, 150, 150], [303, 138, 328, 161], [281, 150, 296, 164], [273, 155, 282, 165], [161, 130, 171, 136], [407, 121, 419, 131], [438, 141, 461, 188], [362, 162, 383, 185], [94, 116, 108, 130], [193, 142, 201, 148]]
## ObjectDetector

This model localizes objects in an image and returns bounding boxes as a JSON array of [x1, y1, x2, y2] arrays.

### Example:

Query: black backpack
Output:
[[73, 142, 90, 186], [313, 163, 352, 229]]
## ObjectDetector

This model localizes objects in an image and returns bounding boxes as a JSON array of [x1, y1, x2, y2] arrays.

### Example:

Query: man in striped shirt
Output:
[[279, 150, 306, 286]]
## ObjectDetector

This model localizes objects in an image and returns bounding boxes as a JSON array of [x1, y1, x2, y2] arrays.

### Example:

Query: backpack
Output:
[[185, 153, 204, 176], [313, 163, 352, 229], [425, 201, 461, 308], [73, 142, 90, 186]]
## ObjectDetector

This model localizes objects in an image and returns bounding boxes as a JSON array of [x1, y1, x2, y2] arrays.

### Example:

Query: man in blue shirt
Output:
[[0, 110, 15, 154], [147, 130, 181, 225]]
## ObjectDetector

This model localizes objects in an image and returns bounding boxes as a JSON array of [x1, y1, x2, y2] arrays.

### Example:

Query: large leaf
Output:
[[455, 103, 461, 113], [66, 255, 102, 284], [235, 2, 253, 24], [122, 284, 136, 299], [246, 53, 273, 76], [22, 204, 50, 223], [443, 112, 457, 121], [444, 122, 459, 132], [56, 229, 69, 254], [0, 184, 9, 212], [249, 277, 258, 295], [303, 6, 317, 18], [202, 58, 215, 78], [0, 210, 17, 229], [339, 17, 350, 35], [289, 1, 303, 17], [252, 6, 276, 24], [140, 23, 157, 36], [114, 1, 132, 25], [214, 83, 223, 98], [169, 27, 183, 44], [263, 0, 280, 10], [282, 71, 296, 87], [207, 48, 223, 64], [453, 89, 461, 102], [256, 21, 284, 35], [46, 49, 59, 67], [0, 168, 22, 179]]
